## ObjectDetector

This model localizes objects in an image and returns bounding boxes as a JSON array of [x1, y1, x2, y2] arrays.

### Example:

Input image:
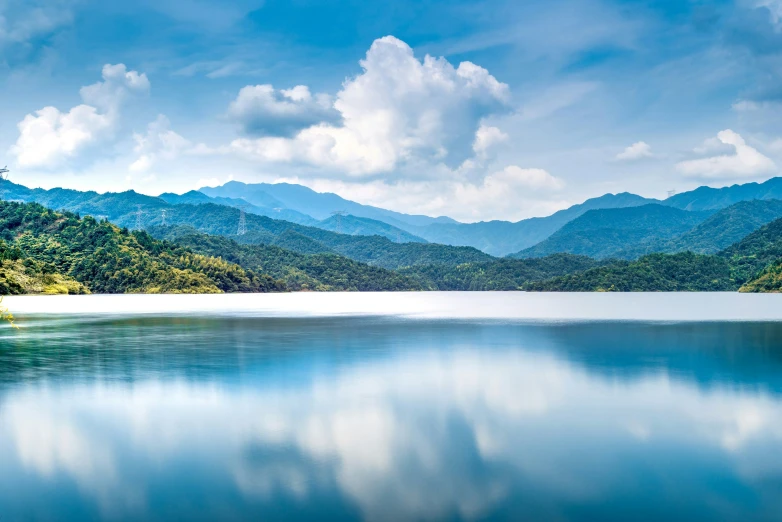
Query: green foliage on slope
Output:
[[0, 201, 283, 295], [512, 205, 711, 260], [527, 216, 782, 292], [400, 254, 604, 290], [526, 252, 735, 292], [4, 182, 491, 269], [154, 227, 424, 291], [719, 217, 782, 287], [0, 256, 88, 295], [617, 199, 782, 258], [315, 214, 427, 243], [411, 192, 657, 256], [739, 262, 782, 292]]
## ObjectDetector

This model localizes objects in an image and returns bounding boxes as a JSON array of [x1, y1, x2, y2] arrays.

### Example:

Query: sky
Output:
[[2, 0, 782, 222]]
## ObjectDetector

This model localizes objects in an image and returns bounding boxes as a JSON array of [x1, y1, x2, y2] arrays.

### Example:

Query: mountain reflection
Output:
[[1, 317, 782, 521]]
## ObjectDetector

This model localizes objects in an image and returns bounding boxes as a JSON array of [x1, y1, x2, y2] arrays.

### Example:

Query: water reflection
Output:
[[1, 317, 782, 521]]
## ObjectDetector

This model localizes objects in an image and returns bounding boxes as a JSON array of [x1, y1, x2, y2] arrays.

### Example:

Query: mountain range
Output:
[[6, 176, 782, 279], [7, 173, 782, 293]]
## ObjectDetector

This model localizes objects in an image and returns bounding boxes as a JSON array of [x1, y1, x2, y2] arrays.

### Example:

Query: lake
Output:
[[1, 293, 782, 521]]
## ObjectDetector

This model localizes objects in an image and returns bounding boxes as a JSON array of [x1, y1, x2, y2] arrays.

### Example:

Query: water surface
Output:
[[1, 293, 782, 521]]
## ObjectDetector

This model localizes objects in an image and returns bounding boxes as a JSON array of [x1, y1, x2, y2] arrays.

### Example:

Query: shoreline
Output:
[[4, 292, 782, 322]]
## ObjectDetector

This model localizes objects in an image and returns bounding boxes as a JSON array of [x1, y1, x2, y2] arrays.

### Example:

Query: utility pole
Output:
[[331, 210, 346, 234], [237, 206, 247, 236], [135, 205, 144, 231], [0, 166, 9, 201]]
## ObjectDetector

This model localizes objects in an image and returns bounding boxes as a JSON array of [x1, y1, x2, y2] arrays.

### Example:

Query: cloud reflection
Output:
[[2, 348, 782, 520]]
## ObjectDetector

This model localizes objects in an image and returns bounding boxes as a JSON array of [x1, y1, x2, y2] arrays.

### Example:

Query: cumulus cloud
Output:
[[79, 64, 150, 112], [130, 115, 191, 173], [228, 35, 511, 176], [12, 64, 150, 169], [616, 141, 653, 161], [676, 130, 776, 179], [227, 84, 338, 137], [281, 165, 566, 222], [473, 125, 508, 158]]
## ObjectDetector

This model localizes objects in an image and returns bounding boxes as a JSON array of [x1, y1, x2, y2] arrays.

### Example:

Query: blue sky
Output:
[[2, 0, 782, 221]]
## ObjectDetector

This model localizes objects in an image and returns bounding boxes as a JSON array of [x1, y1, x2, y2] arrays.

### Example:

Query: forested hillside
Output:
[[526, 216, 782, 292], [0, 201, 283, 294], [409, 192, 656, 256], [400, 254, 605, 290], [512, 205, 710, 259], [154, 227, 425, 291], [719, 217, 782, 286], [3, 182, 489, 269], [526, 253, 734, 292], [616, 199, 782, 258], [315, 214, 426, 243]]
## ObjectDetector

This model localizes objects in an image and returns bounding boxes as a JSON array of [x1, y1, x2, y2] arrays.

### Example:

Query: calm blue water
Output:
[[2, 295, 782, 521]]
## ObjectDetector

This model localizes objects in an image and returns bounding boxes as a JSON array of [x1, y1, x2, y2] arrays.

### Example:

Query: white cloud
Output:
[[12, 64, 150, 169], [195, 177, 221, 189], [676, 130, 776, 179], [279, 165, 566, 222], [227, 84, 337, 136], [484, 165, 565, 191], [12, 106, 113, 169], [228, 35, 510, 176], [130, 115, 191, 173], [79, 64, 150, 111], [473, 125, 508, 158], [616, 141, 653, 161], [755, 0, 782, 28], [0, 2, 74, 45]]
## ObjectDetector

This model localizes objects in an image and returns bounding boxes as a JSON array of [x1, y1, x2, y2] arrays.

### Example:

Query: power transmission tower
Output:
[[135, 205, 144, 231], [237, 206, 247, 236], [667, 189, 676, 198], [331, 210, 346, 234], [0, 166, 9, 201], [161, 209, 167, 227]]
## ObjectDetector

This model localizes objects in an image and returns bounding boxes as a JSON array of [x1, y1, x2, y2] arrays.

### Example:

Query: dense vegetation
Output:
[[401, 254, 604, 290], [526, 216, 782, 292], [315, 214, 426, 243], [512, 205, 711, 259], [0, 201, 283, 294], [740, 262, 782, 292], [153, 226, 424, 291], [719, 217, 782, 288], [4, 182, 490, 269], [10, 177, 782, 294], [526, 253, 735, 292], [616, 199, 782, 258], [409, 192, 657, 256], [152, 204, 493, 269]]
